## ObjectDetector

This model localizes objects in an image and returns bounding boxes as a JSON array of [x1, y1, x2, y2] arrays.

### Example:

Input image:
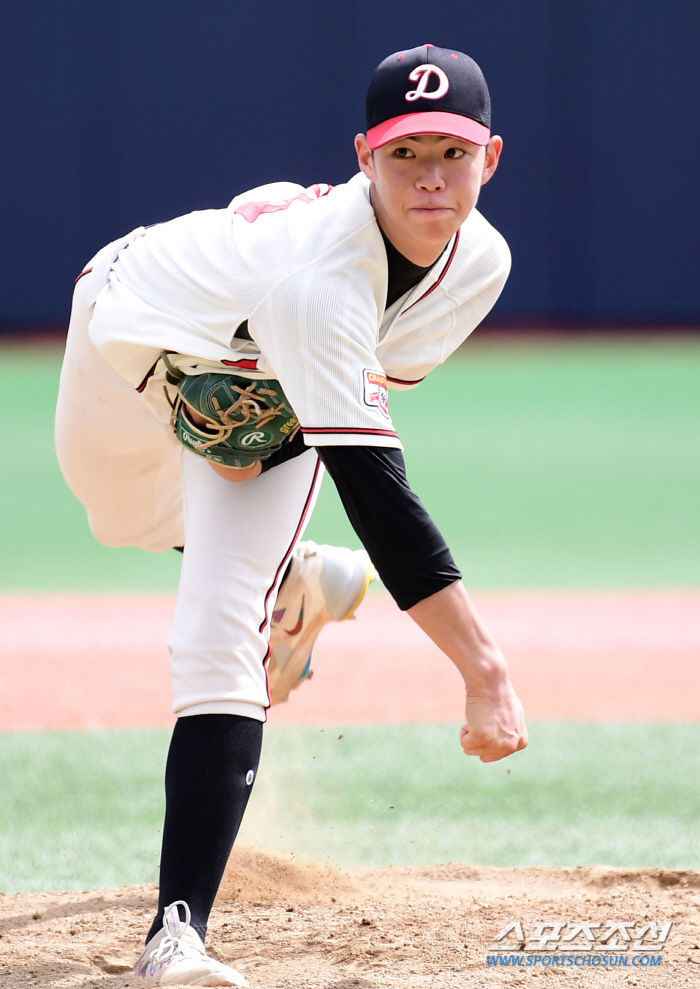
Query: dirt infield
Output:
[[1, 590, 699, 730], [1, 848, 699, 987], [2, 594, 700, 986]]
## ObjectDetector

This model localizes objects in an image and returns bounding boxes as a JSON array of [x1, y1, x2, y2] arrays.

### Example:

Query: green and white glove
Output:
[[162, 353, 300, 469]]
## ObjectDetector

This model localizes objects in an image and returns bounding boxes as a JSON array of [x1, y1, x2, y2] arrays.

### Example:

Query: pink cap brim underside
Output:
[[367, 111, 490, 149]]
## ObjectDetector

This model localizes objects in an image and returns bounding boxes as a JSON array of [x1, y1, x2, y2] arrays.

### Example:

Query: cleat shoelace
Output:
[[141, 900, 192, 975]]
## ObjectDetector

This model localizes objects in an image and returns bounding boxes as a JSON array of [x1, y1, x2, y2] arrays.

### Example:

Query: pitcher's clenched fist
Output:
[[408, 581, 527, 763], [461, 678, 528, 762]]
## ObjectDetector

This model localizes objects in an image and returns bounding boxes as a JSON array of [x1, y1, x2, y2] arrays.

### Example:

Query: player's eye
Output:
[[444, 147, 467, 159], [393, 146, 416, 158]]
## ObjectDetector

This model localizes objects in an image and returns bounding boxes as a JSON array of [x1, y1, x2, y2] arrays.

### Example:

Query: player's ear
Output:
[[480, 135, 503, 186], [355, 134, 375, 181]]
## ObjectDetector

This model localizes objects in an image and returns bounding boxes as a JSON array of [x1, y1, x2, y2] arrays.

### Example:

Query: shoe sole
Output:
[[269, 558, 376, 705]]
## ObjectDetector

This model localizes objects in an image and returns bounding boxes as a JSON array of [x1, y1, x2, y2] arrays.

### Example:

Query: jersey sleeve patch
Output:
[[362, 369, 390, 419]]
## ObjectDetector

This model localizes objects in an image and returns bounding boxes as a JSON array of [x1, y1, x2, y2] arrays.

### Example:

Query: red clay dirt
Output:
[[1, 590, 698, 731], [2, 849, 700, 988], [2, 595, 700, 988]]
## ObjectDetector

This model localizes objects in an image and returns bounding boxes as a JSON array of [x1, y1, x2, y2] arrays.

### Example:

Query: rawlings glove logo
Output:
[[239, 430, 273, 447]]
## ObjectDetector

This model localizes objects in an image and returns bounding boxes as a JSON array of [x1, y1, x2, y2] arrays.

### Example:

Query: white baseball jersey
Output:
[[88, 171, 510, 448]]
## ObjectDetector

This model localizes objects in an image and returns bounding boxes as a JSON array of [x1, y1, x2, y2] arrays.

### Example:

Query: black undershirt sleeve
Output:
[[263, 234, 454, 605], [317, 445, 461, 611]]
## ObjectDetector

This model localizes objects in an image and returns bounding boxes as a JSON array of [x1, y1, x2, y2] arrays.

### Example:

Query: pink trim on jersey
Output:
[[402, 230, 460, 313], [258, 455, 323, 711], [74, 267, 93, 284], [367, 112, 490, 150], [221, 358, 259, 370], [386, 374, 426, 386], [302, 426, 400, 439], [234, 183, 333, 223], [135, 358, 160, 393], [307, 183, 333, 198], [136, 355, 260, 393]]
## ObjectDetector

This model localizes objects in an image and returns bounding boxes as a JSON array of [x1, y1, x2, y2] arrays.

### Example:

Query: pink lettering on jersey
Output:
[[235, 184, 333, 223]]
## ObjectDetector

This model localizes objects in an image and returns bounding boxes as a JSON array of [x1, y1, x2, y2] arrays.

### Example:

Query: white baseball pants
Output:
[[55, 239, 324, 721]]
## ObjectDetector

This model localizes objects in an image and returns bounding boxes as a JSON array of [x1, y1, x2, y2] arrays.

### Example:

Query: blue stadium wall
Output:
[[1, 0, 698, 330]]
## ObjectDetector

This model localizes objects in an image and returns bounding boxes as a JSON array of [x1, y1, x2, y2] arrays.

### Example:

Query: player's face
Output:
[[355, 132, 502, 266]]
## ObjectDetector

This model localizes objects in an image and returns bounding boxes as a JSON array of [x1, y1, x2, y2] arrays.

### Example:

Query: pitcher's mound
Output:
[[217, 846, 357, 905], [0, 850, 697, 988]]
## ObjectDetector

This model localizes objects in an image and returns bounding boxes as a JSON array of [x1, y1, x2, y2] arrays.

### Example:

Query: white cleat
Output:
[[134, 901, 248, 987], [268, 540, 377, 705]]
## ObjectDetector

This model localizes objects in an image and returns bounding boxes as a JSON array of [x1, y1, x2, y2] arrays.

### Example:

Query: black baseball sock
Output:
[[146, 713, 263, 945]]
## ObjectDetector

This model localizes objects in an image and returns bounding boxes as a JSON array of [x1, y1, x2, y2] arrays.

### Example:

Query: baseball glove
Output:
[[162, 353, 300, 469]]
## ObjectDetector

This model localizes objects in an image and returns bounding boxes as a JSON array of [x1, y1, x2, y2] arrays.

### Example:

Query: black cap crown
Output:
[[366, 44, 491, 149]]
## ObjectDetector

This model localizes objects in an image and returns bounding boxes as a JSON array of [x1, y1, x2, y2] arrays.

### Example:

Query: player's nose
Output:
[[415, 167, 446, 192]]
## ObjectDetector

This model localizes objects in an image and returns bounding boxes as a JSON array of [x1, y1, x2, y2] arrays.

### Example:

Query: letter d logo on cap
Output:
[[405, 64, 450, 101]]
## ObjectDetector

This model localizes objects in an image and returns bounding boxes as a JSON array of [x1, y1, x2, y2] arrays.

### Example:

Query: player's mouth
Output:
[[409, 199, 454, 211], [409, 206, 454, 217]]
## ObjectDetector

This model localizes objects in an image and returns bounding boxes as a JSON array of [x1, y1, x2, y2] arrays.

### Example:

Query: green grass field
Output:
[[1, 335, 699, 892], [2, 723, 700, 894], [1, 335, 699, 589]]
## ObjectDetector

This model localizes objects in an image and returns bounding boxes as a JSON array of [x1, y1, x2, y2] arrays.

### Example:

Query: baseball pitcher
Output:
[[55, 44, 527, 986]]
